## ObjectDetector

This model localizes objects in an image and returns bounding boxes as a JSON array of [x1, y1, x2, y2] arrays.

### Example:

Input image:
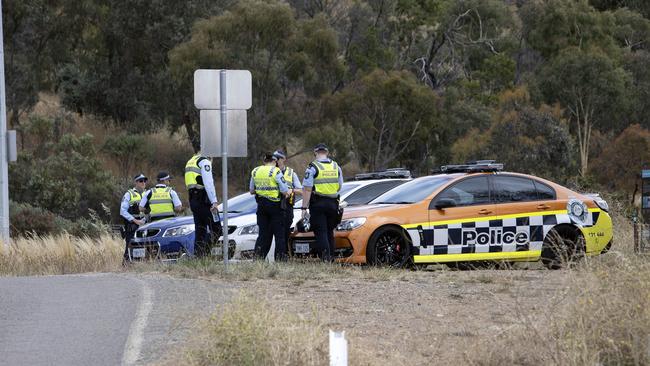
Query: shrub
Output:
[[184, 294, 327, 366], [9, 201, 72, 236]]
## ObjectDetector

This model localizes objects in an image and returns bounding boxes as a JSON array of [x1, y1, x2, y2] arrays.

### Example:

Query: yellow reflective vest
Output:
[[312, 160, 340, 198], [252, 165, 281, 202], [127, 189, 143, 216], [283, 167, 294, 189], [149, 187, 174, 220], [185, 154, 205, 190]]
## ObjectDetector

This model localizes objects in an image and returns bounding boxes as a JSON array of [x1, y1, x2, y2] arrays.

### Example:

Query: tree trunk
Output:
[[183, 113, 200, 152]]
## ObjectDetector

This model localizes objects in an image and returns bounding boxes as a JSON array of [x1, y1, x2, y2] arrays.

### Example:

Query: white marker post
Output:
[[219, 70, 229, 267], [329, 330, 348, 366]]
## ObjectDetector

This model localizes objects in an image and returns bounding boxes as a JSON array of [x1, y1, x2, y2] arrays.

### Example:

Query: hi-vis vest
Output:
[[252, 165, 281, 202], [283, 167, 295, 205], [312, 160, 340, 198], [127, 189, 143, 216], [149, 186, 174, 219], [185, 154, 205, 190], [283, 167, 294, 189]]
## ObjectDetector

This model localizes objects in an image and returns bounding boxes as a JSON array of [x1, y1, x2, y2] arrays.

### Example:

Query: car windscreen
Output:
[[294, 182, 361, 208], [218, 193, 257, 213], [343, 180, 407, 205], [370, 176, 454, 204]]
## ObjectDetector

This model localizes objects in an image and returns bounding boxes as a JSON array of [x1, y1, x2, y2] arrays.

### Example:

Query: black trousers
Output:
[[123, 222, 139, 260], [254, 198, 285, 261], [310, 196, 339, 261], [190, 191, 222, 257], [280, 202, 293, 260]]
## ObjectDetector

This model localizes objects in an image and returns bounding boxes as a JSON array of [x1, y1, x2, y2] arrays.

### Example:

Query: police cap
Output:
[[157, 171, 171, 181], [273, 150, 287, 160], [133, 173, 148, 182], [313, 143, 329, 153]]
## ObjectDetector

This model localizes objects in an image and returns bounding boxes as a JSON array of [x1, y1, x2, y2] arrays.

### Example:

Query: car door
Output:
[[491, 175, 557, 256], [426, 175, 496, 257]]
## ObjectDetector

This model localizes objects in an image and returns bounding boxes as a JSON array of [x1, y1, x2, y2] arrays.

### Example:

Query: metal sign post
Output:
[[194, 69, 251, 267], [219, 70, 229, 267], [0, 0, 11, 248]]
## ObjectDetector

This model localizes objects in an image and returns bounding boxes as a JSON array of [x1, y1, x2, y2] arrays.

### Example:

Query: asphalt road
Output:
[[0, 273, 233, 366]]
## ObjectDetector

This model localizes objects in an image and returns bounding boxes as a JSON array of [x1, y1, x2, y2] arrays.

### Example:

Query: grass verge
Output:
[[181, 294, 328, 366], [0, 234, 123, 276], [468, 215, 649, 365], [130, 258, 412, 282]]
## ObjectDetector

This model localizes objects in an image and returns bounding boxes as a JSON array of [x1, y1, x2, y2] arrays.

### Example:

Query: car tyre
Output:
[[541, 225, 585, 270], [366, 226, 412, 268]]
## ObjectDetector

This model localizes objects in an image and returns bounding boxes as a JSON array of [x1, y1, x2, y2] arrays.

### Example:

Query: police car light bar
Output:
[[354, 168, 412, 180], [439, 161, 504, 174]]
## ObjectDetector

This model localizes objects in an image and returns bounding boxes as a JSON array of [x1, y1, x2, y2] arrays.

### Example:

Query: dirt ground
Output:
[[231, 267, 568, 365]]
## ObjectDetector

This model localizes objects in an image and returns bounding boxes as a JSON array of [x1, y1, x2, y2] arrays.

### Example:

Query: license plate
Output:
[[132, 248, 146, 258], [294, 243, 310, 254]]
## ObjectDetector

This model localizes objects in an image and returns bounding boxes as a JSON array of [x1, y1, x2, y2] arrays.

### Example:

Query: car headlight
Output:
[[239, 224, 259, 235], [567, 199, 588, 223], [162, 224, 195, 237], [336, 217, 366, 231], [593, 197, 609, 212]]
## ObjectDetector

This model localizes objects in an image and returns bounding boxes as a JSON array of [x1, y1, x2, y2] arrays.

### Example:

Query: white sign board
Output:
[[194, 70, 252, 110], [200, 110, 248, 157]]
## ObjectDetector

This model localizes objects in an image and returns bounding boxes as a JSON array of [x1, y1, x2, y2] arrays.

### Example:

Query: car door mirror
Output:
[[434, 198, 456, 210], [339, 200, 349, 209]]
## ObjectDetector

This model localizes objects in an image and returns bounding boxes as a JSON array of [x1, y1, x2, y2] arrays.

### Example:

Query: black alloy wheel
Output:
[[541, 225, 585, 269], [366, 227, 411, 268]]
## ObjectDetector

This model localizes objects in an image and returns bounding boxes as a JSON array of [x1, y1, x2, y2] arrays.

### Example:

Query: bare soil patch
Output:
[[236, 268, 567, 365]]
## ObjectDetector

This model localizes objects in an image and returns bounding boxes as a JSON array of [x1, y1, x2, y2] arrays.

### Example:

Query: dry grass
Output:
[[180, 294, 329, 366], [0, 234, 123, 276], [132, 258, 410, 283], [467, 211, 650, 366]]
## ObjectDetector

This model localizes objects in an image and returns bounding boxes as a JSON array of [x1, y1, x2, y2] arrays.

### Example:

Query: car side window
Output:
[[492, 176, 538, 203], [534, 181, 556, 200], [434, 176, 490, 206], [344, 181, 405, 205]]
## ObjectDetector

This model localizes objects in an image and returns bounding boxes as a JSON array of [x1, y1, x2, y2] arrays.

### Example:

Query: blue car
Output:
[[128, 192, 257, 259]]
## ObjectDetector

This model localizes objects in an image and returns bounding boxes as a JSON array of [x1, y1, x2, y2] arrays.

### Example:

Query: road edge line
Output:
[[121, 278, 153, 366]]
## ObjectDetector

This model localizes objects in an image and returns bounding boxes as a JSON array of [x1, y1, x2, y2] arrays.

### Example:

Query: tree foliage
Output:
[[323, 69, 442, 170], [536, 47, 630, 176], [169, 0, 344, 161], [592, 124, 650, 192], [452, 88, 576, 182], [3, 0, 650, 218], [10, 133, 117, 221]]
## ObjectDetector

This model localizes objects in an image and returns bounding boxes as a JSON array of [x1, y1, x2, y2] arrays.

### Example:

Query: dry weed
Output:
[[468, 211, 649, 366], [134, 259, 409, 283], [182, 294, 328, 366], [0, 234, 123, 276]]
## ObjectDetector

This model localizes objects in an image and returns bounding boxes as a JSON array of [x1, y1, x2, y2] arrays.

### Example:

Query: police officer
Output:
[[139, 171, 182, 221], [185, 152, 221, 257], [301, 143, 343, 262], [273, 149, 302, 259], [250, 153, 289, 261], [120, 173, 148, 260]]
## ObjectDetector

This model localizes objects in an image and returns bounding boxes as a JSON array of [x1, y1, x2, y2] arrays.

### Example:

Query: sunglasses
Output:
[[136, 179, 147, 183]]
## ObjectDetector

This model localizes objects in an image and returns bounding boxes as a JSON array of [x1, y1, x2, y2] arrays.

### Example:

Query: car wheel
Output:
[[366, 227, 411, 268], [541, 225, 585, 270]]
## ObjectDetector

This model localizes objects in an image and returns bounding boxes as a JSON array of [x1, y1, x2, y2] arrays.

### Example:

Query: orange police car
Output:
[[292, 161, 613, 268]]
